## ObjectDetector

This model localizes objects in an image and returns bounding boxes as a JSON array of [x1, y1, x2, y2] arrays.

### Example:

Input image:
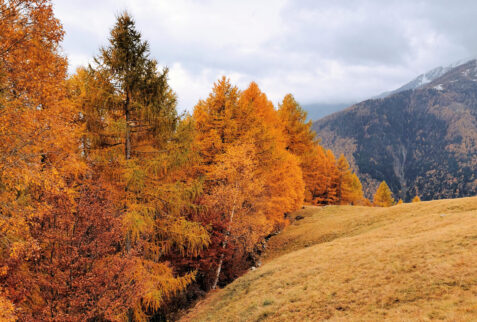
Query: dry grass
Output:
[[181, 197, 477, 321]]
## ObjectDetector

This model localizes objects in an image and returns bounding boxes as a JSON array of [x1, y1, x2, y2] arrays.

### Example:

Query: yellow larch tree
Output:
[[336, 154, 365, 204], [203, 143, 266, 289], [412, 195, 421, 202], [373, 181, 395, 207]]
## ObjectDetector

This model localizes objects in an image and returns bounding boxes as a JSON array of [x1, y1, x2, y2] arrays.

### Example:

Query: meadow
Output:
[[182, 197, 477, 321]]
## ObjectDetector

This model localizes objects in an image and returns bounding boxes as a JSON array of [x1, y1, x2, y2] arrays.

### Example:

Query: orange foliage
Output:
[[1, 2, 369, 319], [278, 95, 365, 206], [0, 0, 85, 318], [67, 13, 210, 321], [336, 154, 365, 205], [193, 79, 304, 287]]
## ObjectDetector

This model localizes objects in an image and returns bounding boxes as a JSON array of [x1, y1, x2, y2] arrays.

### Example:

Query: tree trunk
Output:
[[124, 92, 131, 160], [124, 92, 131, 254], [211, 200, 236, 290], [211, 253, 224, 291]]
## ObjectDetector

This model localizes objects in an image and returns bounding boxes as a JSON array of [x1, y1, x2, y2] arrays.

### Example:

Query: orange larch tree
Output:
[[278, 94, 316, 156], [192, 79, 304, 288], [335, 154, 365, 204], [277, 94, 363, 206], [68, 12, 210, 321], [0, 0, 86, 318], [238, 83, 304, 225]]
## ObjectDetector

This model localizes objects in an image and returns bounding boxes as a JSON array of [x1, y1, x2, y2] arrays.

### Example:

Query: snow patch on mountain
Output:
[[374, 57, 476, 99]]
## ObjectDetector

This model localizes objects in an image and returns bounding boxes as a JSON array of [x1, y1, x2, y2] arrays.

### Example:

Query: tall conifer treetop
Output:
[[95, 11, 177, 159]]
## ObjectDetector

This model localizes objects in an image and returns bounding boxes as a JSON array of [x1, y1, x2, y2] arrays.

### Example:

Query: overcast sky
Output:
[[52, 0, 477, 113]]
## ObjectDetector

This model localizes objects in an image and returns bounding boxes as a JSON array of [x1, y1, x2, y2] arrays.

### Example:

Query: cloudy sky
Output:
[[52, 0, 477, 114]]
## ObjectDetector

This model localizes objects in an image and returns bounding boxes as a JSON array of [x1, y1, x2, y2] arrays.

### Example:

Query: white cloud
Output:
[[52, 0, 477, 112]]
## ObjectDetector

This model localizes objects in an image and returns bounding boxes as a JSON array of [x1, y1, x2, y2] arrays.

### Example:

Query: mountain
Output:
[[374, 58, 473, 99], [302, 102, 352, 121], [313, 59, 477, 201], [181, 197, 477, 321]]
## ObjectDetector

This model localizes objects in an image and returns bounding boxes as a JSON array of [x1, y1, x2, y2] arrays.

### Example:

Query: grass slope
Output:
[[181, 197, 477, 321]]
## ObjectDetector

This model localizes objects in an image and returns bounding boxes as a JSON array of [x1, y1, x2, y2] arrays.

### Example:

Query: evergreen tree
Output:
[[373, 181, 395, 207], [94, 11, 177, 159]]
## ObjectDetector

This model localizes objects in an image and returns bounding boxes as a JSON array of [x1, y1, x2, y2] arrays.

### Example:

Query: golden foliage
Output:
[[0, 292, 15, 322], [278, 95, 365, 206], [373, 181, 395, 207], [194, 79, 305, 234], [412, 195, 421, 203], [2, 3, 370, 318]]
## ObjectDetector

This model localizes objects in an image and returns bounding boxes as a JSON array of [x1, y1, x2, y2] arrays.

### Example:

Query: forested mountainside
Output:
[[313, 60, 477, 201]]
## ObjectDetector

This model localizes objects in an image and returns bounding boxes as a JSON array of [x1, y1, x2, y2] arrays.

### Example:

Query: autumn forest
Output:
[[1, 1, 410, 321]]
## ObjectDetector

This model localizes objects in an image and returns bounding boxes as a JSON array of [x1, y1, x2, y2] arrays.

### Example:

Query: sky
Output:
[[52, 0, 477, 114]]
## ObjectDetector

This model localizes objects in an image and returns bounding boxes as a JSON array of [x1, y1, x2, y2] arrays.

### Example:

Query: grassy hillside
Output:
[[181, 197, 477, 321]]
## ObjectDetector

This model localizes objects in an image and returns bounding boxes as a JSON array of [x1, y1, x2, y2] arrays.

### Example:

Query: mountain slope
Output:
[[374, 58, 473, 99], [313, 60, 477, 201], [181, 197, 477, 321]]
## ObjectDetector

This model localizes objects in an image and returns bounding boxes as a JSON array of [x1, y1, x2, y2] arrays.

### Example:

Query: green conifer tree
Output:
[[95, 11, 177, 159]]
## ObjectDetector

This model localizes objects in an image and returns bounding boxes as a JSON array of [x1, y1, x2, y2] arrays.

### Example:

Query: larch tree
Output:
[[192, 79, 304, 289], [69, 12, 210, 321], [94, 12, 177, 160], [373, 181, 395, 207], [412, 195, 421, 202], [204, 143, 264, 289], [193, 76, 241, 169], [0, 0, 85, 318], [278, 94, 316, 156], [277, 94, 364, 206], [238, 83, 304, 225], [336, 154, 365, 205], [301, 145, 341, 205]]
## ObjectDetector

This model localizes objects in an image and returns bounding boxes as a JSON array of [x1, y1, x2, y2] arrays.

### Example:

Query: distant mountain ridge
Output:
[[374, 58, 475, 99], [313, 59, 477, 201]]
